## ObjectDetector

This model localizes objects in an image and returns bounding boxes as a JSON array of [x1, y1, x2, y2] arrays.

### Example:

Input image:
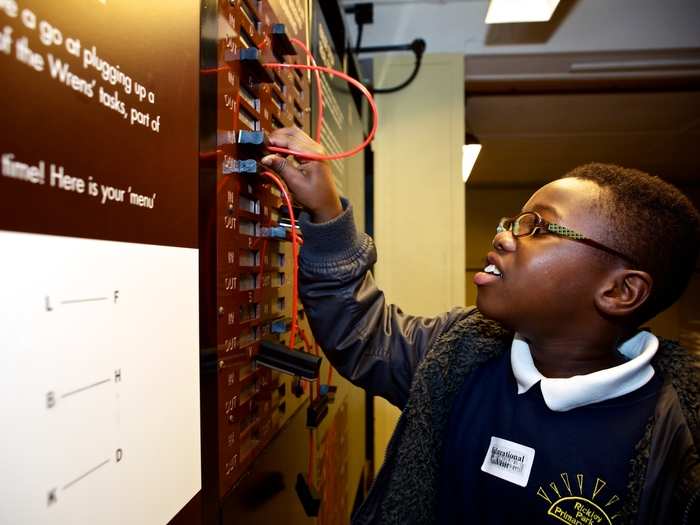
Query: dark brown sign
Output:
[[0, 0, 198, 248]]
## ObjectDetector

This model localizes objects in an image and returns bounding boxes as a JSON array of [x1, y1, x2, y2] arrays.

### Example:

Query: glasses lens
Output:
[[513, 213, 537, 237], [498, 217, 513, 233]]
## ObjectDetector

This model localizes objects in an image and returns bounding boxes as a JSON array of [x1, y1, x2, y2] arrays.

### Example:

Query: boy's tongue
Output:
[[473, 271, 500, 285]]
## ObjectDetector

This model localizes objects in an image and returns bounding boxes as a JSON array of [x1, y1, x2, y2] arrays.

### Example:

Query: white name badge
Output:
[[480, 436, 535, 487]]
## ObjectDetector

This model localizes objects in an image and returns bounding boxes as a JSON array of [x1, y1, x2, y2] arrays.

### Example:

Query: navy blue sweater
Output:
[[437, 349, 662, 524]]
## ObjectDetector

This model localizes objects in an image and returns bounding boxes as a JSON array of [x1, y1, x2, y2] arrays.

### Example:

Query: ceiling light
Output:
[[485, 0, 561, 24], [462, 143, 482, 183]]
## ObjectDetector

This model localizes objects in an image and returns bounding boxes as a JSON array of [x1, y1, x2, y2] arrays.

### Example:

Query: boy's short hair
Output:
[[561, 163, 700, 321]]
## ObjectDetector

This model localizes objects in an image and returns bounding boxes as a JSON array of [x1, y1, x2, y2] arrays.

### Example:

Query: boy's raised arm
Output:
[[262, 128, 469, 409]]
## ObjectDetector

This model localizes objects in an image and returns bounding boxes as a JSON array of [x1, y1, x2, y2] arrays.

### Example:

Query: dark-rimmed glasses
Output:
[[497, 211, 637, 266]]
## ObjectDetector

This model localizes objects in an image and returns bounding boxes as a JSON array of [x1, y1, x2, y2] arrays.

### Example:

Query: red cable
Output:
[[298, 329, 313, 353], [263, 63, 378, 161], [199, 66, 224, 75], [289, 37, 324, 143], [199, 149, 222, 159], [254, 34, 323, 141], [204, 41, 378, 366], [261, 171, 299, 352], [202, 47, 377, 161]]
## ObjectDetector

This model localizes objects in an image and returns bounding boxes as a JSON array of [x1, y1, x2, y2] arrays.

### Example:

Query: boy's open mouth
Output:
[[483, 264, 502, 277], [474, 258, 504, 286]]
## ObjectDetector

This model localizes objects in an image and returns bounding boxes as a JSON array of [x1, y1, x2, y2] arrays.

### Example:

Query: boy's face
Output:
[[476, 178, 616, 334]]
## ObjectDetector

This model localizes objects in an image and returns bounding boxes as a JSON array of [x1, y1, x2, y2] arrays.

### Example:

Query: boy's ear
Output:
[[595, 269, 653, 317]]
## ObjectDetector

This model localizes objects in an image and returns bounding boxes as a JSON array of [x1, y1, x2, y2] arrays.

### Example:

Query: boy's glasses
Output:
[[497, 211, 637, 266]]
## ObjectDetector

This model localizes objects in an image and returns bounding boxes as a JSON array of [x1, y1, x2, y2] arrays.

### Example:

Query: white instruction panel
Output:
[[0, 232, 200, 524]]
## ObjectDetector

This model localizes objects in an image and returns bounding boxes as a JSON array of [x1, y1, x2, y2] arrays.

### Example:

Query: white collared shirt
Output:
[[510, 331, 659, 412]]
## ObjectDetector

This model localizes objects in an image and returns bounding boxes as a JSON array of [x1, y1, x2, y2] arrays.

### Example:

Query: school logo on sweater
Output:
[[537, 473, 621, 524]]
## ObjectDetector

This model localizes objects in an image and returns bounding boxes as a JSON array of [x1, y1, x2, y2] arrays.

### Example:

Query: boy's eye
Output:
[[514, 214, 538, 235]]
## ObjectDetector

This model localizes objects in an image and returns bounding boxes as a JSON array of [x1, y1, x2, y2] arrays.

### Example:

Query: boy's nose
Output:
[[493, 230, 517, 252]]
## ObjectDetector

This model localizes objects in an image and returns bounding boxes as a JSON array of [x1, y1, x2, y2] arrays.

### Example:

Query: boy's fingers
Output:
[[268, 127, 326, 156], [299, 160, 324, 177], [261, 154, 306, 187], [268, 127, 306, 147], [260, 154, 290, 172], [286, 136, 325, 156], [267, 130, 291, 148]]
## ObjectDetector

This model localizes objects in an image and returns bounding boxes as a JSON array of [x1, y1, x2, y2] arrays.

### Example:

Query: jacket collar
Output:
[[511, 331, 658, 412]]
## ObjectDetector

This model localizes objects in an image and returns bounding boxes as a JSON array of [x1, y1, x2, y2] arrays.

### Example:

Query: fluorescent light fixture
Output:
[[485, 0, 561, 24], [462, 144, 482, 183]]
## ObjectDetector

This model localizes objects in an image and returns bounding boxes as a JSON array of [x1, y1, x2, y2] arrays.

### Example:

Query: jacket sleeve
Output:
[[298, 199, 471, 409]]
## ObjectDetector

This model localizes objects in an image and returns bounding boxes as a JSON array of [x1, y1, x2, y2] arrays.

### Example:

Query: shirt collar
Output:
[[510, 331, 658, 412]]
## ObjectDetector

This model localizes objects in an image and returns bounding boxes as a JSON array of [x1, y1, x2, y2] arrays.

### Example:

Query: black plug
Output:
[[292, 377, 304, 398], [271, 24, 296, 57], [411, 38, 427, 59], [295, 473, 321, 517], [319, 384, 337, 402], [345, 3, 373, 26], [306, 393, 329, 428], [224, 48, 273, 84], [255, 340, 321, 380]]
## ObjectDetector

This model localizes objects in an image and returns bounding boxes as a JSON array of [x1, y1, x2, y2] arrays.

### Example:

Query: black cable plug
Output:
[[271, 24, 296, 57], [345, 3, 373, 52], [295, 473, 321, 517], [306, 393, 329, 428], [254, 340, 321, 380]]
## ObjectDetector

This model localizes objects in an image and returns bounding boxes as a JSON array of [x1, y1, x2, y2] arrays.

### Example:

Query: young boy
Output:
[[262, 129, 700, 525]]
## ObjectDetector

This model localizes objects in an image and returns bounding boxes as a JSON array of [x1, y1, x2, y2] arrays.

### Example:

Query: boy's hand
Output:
[[262, 127, 342, 223]]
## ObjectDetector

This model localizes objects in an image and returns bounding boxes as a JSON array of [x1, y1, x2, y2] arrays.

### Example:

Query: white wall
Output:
[[372, 53, 466, 468], [346, 0, 700, 55]]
